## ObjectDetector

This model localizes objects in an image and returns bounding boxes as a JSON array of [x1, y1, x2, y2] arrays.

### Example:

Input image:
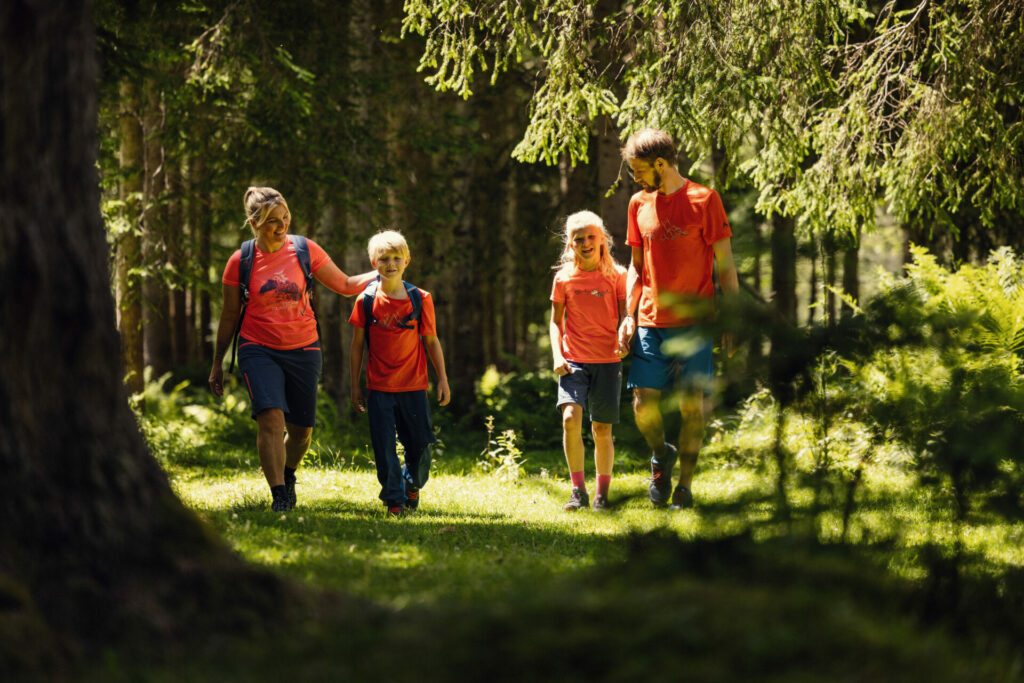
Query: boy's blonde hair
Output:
[[367, 230, 410, 263], [243, 186, 287, 233], [555, 210, 623, 281]]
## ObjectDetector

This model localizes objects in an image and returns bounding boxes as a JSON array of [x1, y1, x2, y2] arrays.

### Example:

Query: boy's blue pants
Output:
[[367, 389, 435, 506]]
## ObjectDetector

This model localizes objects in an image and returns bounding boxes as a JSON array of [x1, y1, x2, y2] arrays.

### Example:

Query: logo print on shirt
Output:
[[642, 220, 688, 242], [259, 271, 301, 304], [571, 288, 607, 297], [373, 310, 410, 330]]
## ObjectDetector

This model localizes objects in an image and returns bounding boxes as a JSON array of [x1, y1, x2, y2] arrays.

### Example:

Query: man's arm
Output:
[[549, 302, 570, 375], [617, 245, 643, 354], [350, 326, 366, 413], [713, 237, 739, 356], [423, 335, 451, 406]]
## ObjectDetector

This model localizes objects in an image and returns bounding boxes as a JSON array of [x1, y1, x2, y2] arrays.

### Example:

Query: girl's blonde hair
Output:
[[555, 210, 623, 281], [367, 229, 411, 263], [243, 186, 287, 233]]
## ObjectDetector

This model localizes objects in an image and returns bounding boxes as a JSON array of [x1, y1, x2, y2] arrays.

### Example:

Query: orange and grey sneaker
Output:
[[404, 486, 420, 512], [563, 487, 590, 511], [670, 485, 694, 510], [649, 443, 677, 507]]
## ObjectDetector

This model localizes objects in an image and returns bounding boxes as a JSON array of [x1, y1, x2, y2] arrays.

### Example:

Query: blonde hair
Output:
[[243, 186, 287, 233], [554, 210, 623, 281], [367, 230, 410, 263]]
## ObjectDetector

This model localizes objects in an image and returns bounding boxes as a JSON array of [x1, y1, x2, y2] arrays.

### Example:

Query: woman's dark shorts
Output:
[[237, 337, 322, 427]]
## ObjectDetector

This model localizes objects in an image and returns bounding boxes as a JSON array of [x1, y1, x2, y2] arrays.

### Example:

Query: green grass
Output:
[[100, 383, 1024, 681]]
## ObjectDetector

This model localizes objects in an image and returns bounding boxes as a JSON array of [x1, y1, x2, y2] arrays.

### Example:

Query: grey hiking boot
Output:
[[592, 494, 610, 511], [563, 487, 590, 511], [649, 443, 677, 507], [669, 485, 694, 510]]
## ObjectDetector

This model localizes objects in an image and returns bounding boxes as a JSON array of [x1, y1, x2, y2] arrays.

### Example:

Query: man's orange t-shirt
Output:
[[222, 237, 330, 349], [625, 180, 732, 327], [349, 286, 437, 392], [551, 267, 626, 364]]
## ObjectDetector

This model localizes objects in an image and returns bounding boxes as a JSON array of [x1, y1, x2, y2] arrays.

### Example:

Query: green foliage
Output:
[[475, 365, 562, 448], [477, 415, 526, 480]]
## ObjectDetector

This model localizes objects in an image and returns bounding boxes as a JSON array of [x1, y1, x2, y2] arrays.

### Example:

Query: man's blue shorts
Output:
[[237, 337, 322, 427], [627, 326, 713, 395], [556, 361, 622, 424]]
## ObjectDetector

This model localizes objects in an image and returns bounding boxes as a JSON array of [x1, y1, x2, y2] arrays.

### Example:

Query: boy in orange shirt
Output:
[[550, 211, 627, 511], [350, 231, 451, 516]]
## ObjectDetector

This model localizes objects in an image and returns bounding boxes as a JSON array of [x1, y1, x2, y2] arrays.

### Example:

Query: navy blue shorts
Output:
[[627, 326, 713, 395], [237, 337, 322, 427], [556, 361, 622, 424]]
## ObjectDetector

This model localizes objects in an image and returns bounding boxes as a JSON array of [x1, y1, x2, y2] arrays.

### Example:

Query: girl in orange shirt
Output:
[[549, 211, 627, 511]]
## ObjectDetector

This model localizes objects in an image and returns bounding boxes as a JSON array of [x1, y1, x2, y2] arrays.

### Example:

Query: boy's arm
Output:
[[549, 302, 570, 375], [422, 335, 451, 406], [350, 325, 366, 413], [315, 261, 377, 296], [617, 245, 643, 354]]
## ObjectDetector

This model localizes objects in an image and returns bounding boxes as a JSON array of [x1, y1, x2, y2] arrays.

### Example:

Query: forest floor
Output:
[[83, 421, 1024, 682]]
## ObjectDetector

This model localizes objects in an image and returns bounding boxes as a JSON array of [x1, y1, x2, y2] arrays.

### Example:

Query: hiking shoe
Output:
[[404, 487, 420, 512], [271, 496, 289, 513], [592, 494, 610, 511], [387, 505, 405, 518], [284, 472, 297, 510], [563, 487, 590, 511], [649, 443, 677, 507], [669, 485, 694, 510]]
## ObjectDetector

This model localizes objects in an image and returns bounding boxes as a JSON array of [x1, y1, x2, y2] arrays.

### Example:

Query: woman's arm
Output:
[[208, 283, 241, 397], [315, 260, 377, 296]]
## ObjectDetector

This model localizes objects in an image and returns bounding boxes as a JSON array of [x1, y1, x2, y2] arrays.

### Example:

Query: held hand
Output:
[[437, 378, 451, 407], [617, 315, 635, 350], [208, 364, 224, 397], [615, 341, 630, 359], [553, 358, 571, 376]]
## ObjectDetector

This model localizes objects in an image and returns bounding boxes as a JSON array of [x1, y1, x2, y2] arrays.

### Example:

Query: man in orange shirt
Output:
[[616, 129, 739, 509]]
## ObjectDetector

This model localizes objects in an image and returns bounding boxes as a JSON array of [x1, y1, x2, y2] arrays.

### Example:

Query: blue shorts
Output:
[[556, 361, 622, 424], [237, 337, 322, 427], [627, 326, 713, 395]]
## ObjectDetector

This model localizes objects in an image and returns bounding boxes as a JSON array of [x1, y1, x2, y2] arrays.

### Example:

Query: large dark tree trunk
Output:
[[0, 0, 300, 670], [770, 214, 798, 324]]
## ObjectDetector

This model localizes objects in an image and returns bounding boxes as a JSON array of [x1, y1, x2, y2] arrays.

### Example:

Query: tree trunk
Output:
[[807, 235, 818, 326], [770, 214, 798, 324], [824, 232, 837, 326], [0, 0, 300, 667], [142, 78, 172, 376], [166, 161, 188, 367], [841, 226, 861, 319], [117, 78, 145, 396], [596, 114, 630, 264]]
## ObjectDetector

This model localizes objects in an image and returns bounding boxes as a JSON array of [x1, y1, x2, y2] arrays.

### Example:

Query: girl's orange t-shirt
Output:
[[551, 266, 626, 364]]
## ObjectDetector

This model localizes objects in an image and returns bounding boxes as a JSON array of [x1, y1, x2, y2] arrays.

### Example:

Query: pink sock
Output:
[[570, 471, 586, 490], [596, 474, 611, 496]]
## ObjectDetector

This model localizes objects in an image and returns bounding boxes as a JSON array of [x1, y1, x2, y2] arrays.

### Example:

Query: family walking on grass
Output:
[[209, 128, 737, 517]]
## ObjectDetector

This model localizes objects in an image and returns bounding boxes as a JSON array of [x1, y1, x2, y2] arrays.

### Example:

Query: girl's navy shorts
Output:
[[237, 337, 322, 427]]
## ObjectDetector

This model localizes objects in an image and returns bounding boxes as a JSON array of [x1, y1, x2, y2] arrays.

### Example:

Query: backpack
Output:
[[361, 277, 423, 348], [229, 235, 317, 372]]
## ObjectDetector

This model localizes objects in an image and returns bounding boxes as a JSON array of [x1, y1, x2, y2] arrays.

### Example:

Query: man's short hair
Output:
[[367, 230, 410, 263], [621, 128, 677, 167]]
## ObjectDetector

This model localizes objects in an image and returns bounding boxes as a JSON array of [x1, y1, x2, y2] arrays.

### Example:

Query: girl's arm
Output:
[[208, 283, 241, 397], [350, 326, 366, 413], [615, 298, 629, 358], [422, 335, 451, 406], [617, 245, 643, 355], [549, 302, 570, 375], [315, 260, 377, 296]]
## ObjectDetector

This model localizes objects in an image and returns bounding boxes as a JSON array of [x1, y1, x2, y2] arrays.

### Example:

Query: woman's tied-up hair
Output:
[[243, 186, 287, 233]]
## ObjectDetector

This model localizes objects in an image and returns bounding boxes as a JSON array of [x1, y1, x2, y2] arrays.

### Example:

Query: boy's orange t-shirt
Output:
[[349, 286, 437, 392], [551, 267, 626, 364], [625, 180, 732, 327], [222, 237, 330, 349]]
